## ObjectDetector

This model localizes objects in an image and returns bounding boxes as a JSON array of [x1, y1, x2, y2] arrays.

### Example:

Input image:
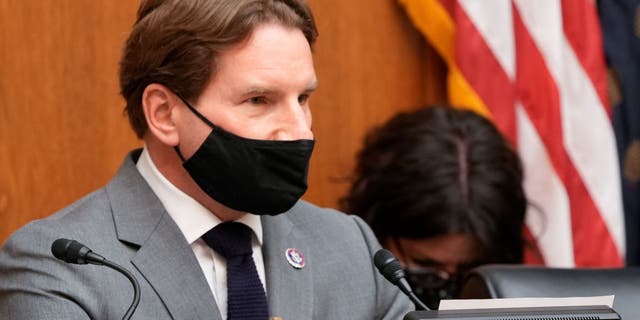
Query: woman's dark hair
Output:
[[341, 105, 526, 263]]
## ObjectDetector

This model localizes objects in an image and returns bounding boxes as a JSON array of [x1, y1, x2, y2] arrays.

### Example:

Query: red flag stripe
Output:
[[561, 0, 611, 116], [452, 1, 517, 144], [512, 5, 622, 266], [437, 0, 455, 17]]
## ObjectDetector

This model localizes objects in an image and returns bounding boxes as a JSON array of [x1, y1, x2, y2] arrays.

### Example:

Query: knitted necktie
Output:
[[202, 222, 268, 320]]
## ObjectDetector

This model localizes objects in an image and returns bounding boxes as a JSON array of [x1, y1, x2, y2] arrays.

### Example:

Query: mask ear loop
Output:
[[175, 94, 217, 129], [172, 93, 217, 163], [174, 146, 186, 162]]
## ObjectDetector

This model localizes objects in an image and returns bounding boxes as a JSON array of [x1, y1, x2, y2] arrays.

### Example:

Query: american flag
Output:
[[399, 0, 625, 267]]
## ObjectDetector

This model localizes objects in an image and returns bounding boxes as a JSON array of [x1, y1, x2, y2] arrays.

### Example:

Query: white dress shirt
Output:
[[136, 146, 266, 319]]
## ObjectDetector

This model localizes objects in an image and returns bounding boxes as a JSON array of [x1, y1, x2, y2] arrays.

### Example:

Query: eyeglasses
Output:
[[391, 236, 477, 285], [404, 267, 457, 289]]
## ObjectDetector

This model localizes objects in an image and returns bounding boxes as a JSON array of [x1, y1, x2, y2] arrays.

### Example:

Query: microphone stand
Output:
[[101, 259, 141, 320]]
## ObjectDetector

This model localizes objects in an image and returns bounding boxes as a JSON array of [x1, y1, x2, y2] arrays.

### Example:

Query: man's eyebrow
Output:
[[241, 87, 277, 96], [241, 81, 318, 96], [305, 80, 318, 93]]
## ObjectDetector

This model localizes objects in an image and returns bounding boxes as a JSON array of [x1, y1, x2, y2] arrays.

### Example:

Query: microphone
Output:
[[51, 238, 141, 320], [374, 249, 430, 311]]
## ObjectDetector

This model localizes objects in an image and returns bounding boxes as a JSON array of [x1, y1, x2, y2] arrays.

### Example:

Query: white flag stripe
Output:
[[512, 0, 564, 74], [558, 41, 625, 253], [514, 0, 625, 254], [517, 104, 575, 267], [458, 0, 515, 79]]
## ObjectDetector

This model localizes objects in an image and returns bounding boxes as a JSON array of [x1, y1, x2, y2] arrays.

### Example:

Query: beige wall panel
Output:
[[0, 1, 141, 242], [0, 1, 445, 243]]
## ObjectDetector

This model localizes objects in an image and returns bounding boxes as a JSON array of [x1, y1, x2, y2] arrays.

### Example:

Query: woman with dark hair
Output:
[[341, 105, 527, 309]]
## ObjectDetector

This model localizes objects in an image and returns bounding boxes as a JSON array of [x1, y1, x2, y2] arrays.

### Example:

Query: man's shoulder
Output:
[[284, 200, 375, 244], [289, 200, 360, 227], [2, 187, 113, 254], [48, 187, 112, 224]]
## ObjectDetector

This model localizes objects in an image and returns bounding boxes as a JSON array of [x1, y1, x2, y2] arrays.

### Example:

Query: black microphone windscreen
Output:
[[374, 249, 403, 284], [374, 249, 394, 268], [51, 238, 71, 261], [51, 238, 85, 264]]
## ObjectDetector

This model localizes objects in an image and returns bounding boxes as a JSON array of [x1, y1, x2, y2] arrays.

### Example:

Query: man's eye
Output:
[[298, 94, 310, 104], [248, 96, 267, 104]]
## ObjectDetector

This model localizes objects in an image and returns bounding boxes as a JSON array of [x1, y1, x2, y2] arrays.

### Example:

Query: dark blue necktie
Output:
[[202, 222, 269, 320]]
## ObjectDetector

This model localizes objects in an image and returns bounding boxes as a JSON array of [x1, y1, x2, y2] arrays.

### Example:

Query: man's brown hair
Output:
[[119, 0, 318, 138]]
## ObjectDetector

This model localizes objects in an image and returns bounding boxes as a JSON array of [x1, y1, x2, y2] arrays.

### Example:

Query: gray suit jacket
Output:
[[0, 150, 413, 319]]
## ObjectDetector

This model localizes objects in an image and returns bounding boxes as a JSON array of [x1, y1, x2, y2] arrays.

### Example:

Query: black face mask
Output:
[[175, 96, 315, 216], [405, 268, 463, 310]]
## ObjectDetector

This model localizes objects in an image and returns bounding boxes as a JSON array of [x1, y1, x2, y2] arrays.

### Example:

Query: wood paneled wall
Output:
[[0, 1, 446, 243]]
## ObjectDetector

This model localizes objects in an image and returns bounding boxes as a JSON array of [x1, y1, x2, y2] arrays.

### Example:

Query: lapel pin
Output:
[[285, 248, 305, 269]]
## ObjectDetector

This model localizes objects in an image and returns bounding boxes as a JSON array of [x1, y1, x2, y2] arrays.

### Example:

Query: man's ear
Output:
[[142, 83, 180, 146]]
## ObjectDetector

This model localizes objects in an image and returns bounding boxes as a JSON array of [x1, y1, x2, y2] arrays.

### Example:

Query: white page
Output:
[[439, 295, 614, 310]]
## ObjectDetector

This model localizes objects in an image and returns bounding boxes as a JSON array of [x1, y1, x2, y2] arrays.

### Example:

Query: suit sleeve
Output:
[[349, 215, 416, 319]]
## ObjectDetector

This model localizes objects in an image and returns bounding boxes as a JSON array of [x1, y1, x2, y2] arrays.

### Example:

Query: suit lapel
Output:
[[107, 151, 221, 320], [130, 213, 221, 320], [262, 210, 314, 319]]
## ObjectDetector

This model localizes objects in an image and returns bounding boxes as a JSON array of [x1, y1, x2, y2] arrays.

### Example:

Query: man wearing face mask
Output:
[[0, 1, 413, 319], [342, 106, 529, 310]]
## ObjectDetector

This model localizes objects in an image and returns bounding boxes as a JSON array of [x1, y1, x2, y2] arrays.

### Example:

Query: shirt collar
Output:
[[135, 145, 263, 245]]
